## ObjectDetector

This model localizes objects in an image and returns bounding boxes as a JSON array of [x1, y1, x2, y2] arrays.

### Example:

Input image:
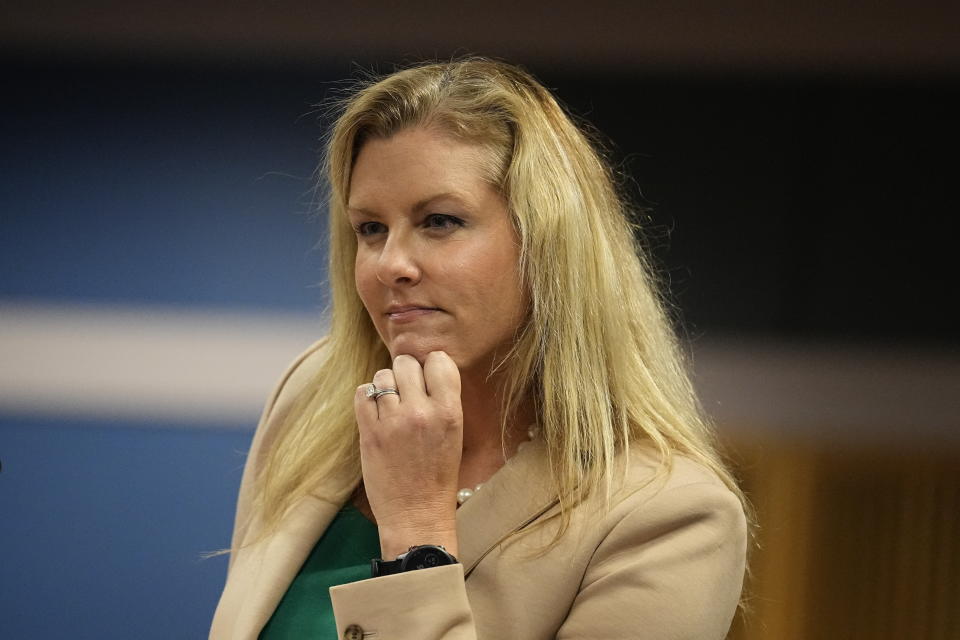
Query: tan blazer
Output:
[[210, 341, 747, 640]]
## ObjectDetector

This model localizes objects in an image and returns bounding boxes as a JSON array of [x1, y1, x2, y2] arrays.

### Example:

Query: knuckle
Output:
[[407, 407, 430, 429], [360, 430, 382, 449], [438, 406, 461, 426]]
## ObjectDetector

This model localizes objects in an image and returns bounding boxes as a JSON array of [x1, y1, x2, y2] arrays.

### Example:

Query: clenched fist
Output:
[[354, 351, 463, 559]]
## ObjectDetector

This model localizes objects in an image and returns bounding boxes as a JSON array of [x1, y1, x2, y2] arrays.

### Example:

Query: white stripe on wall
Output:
[[2, 300, 958, 440], [0, 300, 323, 425]]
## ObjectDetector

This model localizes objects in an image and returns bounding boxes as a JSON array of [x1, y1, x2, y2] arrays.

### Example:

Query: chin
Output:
[[389, 342, 488, 374], [387, 337, 451, 365]]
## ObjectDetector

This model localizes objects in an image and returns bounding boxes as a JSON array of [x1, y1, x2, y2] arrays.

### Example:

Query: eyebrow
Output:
[[347, 192, 469, 217]]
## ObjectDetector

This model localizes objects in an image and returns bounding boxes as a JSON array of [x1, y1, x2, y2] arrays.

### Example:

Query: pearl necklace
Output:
[[456, 426, 538, 505]]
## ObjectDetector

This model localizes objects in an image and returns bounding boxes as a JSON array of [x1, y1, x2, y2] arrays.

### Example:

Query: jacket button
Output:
[[343, 624, 364, 640]]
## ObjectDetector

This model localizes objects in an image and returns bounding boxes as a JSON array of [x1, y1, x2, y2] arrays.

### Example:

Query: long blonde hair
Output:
[[254, 58, 746, 542]]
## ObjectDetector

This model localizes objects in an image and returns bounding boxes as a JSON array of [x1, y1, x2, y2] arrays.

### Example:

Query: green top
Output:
[[259, 502, 381, 640]]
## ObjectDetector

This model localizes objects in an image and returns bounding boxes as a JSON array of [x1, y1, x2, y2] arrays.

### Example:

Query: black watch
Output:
[[371, 545, 458, 577]]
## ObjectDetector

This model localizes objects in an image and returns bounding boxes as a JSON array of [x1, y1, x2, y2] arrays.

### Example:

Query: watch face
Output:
[[404, 547, 449, 570]]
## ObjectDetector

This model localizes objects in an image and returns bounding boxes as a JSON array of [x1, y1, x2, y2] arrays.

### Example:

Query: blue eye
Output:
[[355, 221, 386, 236], [424, 214, 464, 229]]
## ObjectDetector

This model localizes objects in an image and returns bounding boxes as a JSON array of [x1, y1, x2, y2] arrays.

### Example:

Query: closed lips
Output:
[[386, 306, 440, 317]]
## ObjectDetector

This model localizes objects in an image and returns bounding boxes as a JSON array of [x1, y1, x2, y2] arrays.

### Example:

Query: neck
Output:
[[457, 365, 533, 461]]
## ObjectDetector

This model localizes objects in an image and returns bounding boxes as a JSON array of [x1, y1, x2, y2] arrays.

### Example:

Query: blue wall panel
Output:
[[1, 60, 329, 311], [0, 419, 252, 639]]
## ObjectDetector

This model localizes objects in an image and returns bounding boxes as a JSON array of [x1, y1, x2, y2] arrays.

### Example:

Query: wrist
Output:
[[379, 524, 459, 559], [371, 544, 459, 578]]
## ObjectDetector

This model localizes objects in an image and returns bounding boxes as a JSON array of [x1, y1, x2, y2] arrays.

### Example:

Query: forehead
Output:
[[347, 127, 494, 208]]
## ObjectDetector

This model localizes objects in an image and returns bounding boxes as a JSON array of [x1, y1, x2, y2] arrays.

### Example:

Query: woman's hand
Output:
[[354, 351, 463, 560]]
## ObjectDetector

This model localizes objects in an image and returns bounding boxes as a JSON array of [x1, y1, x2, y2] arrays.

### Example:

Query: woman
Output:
[[210, 58, 748, 640]]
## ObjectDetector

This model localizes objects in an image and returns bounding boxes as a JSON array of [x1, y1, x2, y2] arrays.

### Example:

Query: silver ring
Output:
[[365, 383, 399, 400]]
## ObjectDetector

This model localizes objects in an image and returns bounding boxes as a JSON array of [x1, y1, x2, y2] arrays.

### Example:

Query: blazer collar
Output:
[[456, 438, 559, 576]]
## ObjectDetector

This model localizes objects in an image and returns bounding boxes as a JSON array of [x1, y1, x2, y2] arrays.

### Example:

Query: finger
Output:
[[422, 351, 461, 404], [371, 368, 400, 412], [392, 354, 427, 402], [354, 383, 379, 429]]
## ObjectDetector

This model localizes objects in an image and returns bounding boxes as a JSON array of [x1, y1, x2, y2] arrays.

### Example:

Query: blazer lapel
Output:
[[456, 439, 559, 577], [226, 483, 355, 639]]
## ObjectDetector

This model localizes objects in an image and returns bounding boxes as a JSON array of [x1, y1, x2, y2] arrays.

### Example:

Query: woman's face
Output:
[[348, 126, 525, 376]]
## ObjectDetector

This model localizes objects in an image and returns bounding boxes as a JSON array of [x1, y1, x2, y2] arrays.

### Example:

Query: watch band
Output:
[[371, 545, 458, 577]]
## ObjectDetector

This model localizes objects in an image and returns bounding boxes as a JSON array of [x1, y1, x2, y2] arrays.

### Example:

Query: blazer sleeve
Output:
[[329, 479, 746, 640], [331, 565, 476, 639], [556, 480, 748, 640]]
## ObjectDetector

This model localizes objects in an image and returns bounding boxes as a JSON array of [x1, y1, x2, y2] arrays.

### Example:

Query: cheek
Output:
[[468, 244, 524, 315], [354, 254, 377, 310]]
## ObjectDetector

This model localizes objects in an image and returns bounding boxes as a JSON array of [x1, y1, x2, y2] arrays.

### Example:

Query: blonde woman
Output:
[[210, 59, 748, 640]]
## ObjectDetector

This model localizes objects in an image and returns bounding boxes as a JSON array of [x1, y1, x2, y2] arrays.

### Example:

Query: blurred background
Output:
[[1, 2, 958, 638]]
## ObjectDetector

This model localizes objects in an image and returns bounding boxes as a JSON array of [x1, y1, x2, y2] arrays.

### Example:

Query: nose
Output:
[[376, 231, 421, 287]]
